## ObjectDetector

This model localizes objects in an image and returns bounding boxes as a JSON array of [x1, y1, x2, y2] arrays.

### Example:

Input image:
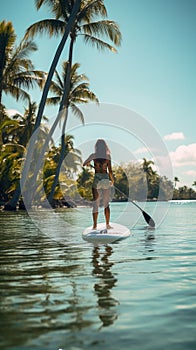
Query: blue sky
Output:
[[1, 0, 196, 187]]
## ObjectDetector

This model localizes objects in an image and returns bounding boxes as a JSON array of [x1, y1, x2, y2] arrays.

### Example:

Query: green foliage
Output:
[[76, 160, 196, 202], [112, 161, 173, 201], [0, 20, 45, 106], [173, 186, 196, 200], [77, 167, 94, 200], [0, 143, 25, 202], [42, 136, 82, 201], [0, 13, 195, 208]]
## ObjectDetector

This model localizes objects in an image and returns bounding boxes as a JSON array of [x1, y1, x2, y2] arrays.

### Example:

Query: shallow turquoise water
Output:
[[0, 201, 196, 350]]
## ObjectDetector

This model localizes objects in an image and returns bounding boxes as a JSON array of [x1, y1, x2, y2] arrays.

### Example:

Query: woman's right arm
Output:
[[83, 153, 94, 166], [108, 159, 114, 184]]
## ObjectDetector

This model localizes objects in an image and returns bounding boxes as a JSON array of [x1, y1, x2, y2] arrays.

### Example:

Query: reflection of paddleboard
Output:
[[82, 222, 131, 244]]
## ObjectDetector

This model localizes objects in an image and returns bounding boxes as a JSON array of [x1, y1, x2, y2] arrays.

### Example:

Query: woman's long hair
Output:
[[94, 139, 110, 160]]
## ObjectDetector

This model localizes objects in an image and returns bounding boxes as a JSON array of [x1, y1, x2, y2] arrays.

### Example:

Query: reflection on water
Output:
[[0, 211, 119, 349], [0, 212, 91, 349], [91, 246, 119, 328], [1, 202, 196, 350]]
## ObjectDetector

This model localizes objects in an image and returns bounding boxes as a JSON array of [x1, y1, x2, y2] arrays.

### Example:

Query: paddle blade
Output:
[[142, 210, 155, 228]]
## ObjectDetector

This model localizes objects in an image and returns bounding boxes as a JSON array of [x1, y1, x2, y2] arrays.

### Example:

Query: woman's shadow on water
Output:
[[91, 245, 119, 329]]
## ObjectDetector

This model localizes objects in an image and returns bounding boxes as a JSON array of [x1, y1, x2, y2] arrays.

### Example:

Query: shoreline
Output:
[[1, 198, 195, 212]]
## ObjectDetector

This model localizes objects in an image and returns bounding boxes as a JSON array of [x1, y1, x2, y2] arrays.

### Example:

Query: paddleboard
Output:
[[82, 222, 131, 244]]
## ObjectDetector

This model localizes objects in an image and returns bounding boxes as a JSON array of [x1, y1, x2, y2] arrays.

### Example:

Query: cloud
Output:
[[164, 132, 185, 141], [134, 146, 160, 155], [185, 170, 196, 176], [134, 147, 149, 154], [169, 143, 196, 167]]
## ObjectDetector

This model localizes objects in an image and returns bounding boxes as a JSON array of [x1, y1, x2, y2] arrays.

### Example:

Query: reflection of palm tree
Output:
[[91, 246, 119, 328]]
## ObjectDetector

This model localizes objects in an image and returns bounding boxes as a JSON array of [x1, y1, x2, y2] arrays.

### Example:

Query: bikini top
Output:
[[93, 158, 109, 173]]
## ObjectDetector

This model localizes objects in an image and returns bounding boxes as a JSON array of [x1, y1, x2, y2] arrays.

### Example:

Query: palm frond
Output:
[[0, 119, 19, 132], [53, 0, 73, 20], [2, 142, 26, 155], [69, 104, 85, 124], [56, 66, 64, 82], [82, 20, 122, 46], [4, 85, 30, 102], [12, 71, 44, 89], [24, 19, 65, 39], [46, 96, 61, 105], [79, 0, 107, 23], [16, 39, 38, 59], [82, 34, 117, 52]]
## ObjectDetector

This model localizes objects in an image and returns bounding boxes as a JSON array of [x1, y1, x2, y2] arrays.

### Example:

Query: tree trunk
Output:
[[46, 37, 74, 204], [4, 185, 21, 211], [4, 0, 81, 211], [33, 0, 81, 132]]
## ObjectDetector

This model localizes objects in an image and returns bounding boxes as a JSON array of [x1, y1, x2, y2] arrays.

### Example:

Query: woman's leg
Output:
[[103, 189, 112, 228], [92, 187, 99, 229]]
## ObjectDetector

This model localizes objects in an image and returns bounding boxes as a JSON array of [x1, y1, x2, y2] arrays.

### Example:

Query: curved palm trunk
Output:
[[4, 0, 81, 211], [22, 0, 81, 176], [23, 37, 74, 207], [34, 0, 80, 132], [29, 38, 74, 206], [47, 37, 75, 205]]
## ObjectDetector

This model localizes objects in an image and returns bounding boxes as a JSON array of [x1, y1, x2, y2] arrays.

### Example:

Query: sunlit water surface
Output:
[[0, 201, 196, 350]]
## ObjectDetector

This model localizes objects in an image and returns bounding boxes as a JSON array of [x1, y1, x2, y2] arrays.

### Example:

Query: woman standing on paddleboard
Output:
[[83, 139, 114, 230]]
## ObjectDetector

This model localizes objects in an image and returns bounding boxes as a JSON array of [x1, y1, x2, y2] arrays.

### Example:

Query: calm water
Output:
[[0, 201, 196, 350]]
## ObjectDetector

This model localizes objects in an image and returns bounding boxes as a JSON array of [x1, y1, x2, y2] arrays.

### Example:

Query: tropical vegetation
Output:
[[0, 1, 122, 210], [77, 160, 196, 202], [0, 2, 195, 211]]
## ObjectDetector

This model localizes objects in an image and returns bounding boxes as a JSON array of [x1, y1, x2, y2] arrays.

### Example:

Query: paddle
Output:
[[114, 186, 155, 227], [88, 163, 155, 228], [131, 201, 155, 228], [113, 185, 155, 228]]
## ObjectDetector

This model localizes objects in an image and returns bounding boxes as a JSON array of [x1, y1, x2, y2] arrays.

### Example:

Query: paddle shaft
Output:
[[113, 185, 155, 227], [88, 164, 155, 227]]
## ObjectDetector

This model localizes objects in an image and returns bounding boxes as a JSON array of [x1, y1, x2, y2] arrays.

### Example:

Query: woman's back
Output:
[[93, 157, 109, 173]]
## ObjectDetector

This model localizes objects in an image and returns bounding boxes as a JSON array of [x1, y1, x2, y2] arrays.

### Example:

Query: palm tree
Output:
[[46, 61, 98, 204], [0, 143, 26, 204], [13, 101, 49, 146], [42, 135, 81, 205], [0, 20, 45, 107], [174, 176, 180, 188], [192, 180, 196, 189], [21, 0, 121, 208], [2, 102, 50, 210], [25, 0, 82, 132], [0, 102, 49, 147], [47, 61, 98, 111], [77, 166, 94, 201], [9, 0, 80, 211], [0, 114, 20, 144], [25, 0, 121, 130], [6, 0, 82, 211], [0, 21, 46, 208], [142, 158, 155, 176], [142, 158, 159, 199]]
